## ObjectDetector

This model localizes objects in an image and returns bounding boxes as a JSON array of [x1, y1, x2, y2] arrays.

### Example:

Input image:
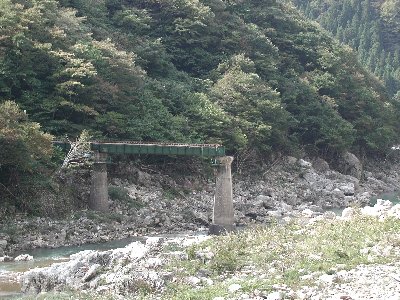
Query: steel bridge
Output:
[[53, 140, 225, 157], [53, 140, 233, 234]]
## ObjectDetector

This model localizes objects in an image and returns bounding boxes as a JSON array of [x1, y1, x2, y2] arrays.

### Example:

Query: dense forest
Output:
[[294, 0, 400, 97], [1, 0, 399, 214]]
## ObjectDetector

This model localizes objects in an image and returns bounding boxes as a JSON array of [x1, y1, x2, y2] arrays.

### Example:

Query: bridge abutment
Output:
[[209, 156, 235, 235], [89, 152, 109, 212]]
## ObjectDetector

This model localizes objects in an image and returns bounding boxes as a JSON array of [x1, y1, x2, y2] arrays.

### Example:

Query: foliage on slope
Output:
[[0, 100, 54, 214], [0, 0, 399, 161], [293, 0, 400, 97]]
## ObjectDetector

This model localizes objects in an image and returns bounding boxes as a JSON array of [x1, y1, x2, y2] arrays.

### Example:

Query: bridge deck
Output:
[[53, 141, 225, 157]]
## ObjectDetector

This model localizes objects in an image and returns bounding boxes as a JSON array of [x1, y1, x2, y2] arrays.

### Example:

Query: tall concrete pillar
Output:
[[89, 152, 109, 212], [209, 156, 235, 235]]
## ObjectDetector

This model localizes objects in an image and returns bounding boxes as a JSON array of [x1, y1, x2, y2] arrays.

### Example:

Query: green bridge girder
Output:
[[53, 141, 225, 157]]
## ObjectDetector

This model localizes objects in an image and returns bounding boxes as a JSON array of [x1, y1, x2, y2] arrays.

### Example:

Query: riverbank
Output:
[[17, 199, 400, 299], [1, 154, 400, 257]]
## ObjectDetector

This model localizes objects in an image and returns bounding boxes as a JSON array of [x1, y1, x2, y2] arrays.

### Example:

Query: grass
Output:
[[15, 215, 400, 300], [159, 215, 400, 299]]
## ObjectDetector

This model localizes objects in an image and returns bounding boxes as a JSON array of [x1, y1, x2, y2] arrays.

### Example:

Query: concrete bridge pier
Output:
[[209, 156, 235, 235], [89, 152, 109, 212]]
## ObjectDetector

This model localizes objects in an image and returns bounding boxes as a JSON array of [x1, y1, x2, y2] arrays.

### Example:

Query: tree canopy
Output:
[[0, 0, 399, 159], [294, 0, 400, 98]]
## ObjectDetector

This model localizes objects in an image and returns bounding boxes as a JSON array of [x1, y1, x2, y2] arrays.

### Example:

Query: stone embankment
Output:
[[1, 154, 400, 257]]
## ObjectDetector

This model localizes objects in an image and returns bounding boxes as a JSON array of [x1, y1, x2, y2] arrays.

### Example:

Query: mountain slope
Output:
[[293, 0, 400, 97], [0, 0, 399, 158]]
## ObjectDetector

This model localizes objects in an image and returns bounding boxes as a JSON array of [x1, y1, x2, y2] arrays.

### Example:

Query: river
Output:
[[1, 192, 399, 298]]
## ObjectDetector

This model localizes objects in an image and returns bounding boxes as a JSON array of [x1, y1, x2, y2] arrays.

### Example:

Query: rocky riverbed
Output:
[[17, 199, 400, 300], [1, 153, 400, 299], [1, 154, 400, 257]]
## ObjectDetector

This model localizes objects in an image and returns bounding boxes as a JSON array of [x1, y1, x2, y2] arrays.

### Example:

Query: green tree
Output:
[[0, 100, 53, 213]]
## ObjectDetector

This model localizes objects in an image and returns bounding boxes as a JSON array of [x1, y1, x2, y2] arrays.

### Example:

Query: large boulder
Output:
[[337, 152, 363, 179], [312, 158, 330, 173]]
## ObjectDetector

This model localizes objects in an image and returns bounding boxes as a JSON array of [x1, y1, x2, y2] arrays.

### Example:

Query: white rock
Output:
[[308, 254, 322, 261], [323, 211, 336, 220], [266, 291, 283, 300], [279, 202, 293, 212], [121, 242, 149, 260], [361, 206, 381, 217], [187, 276, 201, 286], [339, 184, 355, 196], [181, 235, 211, 247], [145, 257, 163, 268], [143, 216, 153, 226], [336, 270, 348, 277], [298, 159, 312, 168], [196, 250, 214, 260], [381, 245, 393, 257], [201, 277, 214, 285], [212, 297, 225, 300], [82, 263, 101, 282], [146, 237, 162, 247], [0, 240, 7, 248], [282, 216, 292, 223], [295, 291, 308, 300], [341, 207, 355, 219], [389, 204, 400, 218], [0, 256, 13, 262], [300, 274, 314, 280], [319, 274, 336, 284], [286, 156, 297, 164], [228, 283, 242, 293], [147, 270, 160, 281], [333, 188, 345, 197], [267, 210, 282, 218], [14, 254, 33, 261], [376, 199, 393, 208], [302, 209, 314, 217]]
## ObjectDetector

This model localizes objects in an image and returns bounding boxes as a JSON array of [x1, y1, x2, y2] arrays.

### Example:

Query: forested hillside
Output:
[[294, 0, 400, 97], [1, 0, 400, 214], [1, 0, 399, 156]]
